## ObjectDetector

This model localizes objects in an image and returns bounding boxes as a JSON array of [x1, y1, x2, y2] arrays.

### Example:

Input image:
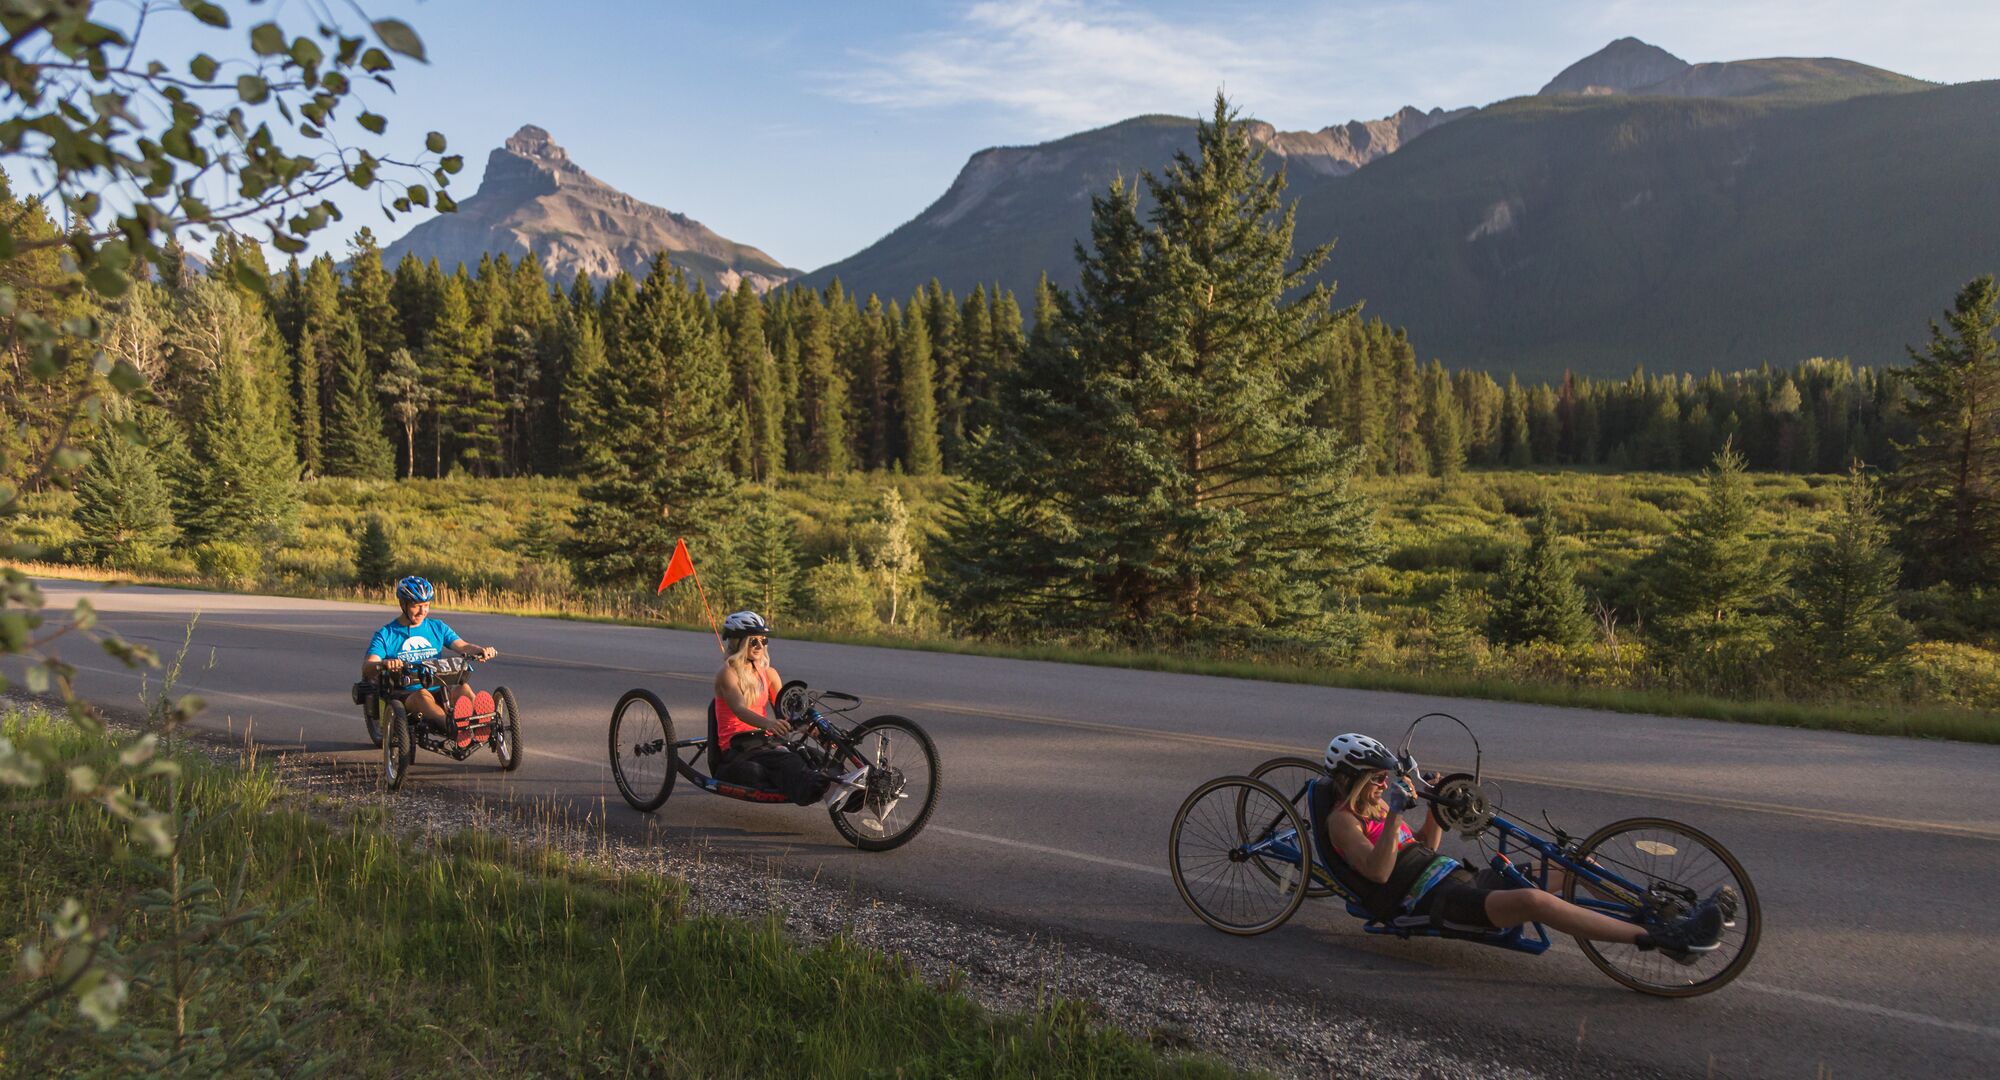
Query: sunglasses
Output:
[[746, 637, 768, 648]]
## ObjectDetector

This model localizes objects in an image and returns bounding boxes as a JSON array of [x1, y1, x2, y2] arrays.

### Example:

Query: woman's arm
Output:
[[1406, 776, 1443, 848], [1325, 807, 1402, 884], [715, 669, 789, 735]]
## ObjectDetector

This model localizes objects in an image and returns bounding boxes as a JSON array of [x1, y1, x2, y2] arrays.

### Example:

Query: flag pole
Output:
[[688, 559, 724, 654]]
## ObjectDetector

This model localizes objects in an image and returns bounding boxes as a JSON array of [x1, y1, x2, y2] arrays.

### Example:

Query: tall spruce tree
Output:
[[565, 261, 738, 587], [1889, 274, 2000, 587], [323, 327, 397, 479], [1488, 500, 1593, 649], [1647, 442, 1784, 683], [1776, 468, 1909, 691], [73, 409, 179, 562], [796, 297, 851, 475], [740, 500, 802, 618], [425, 274, 496, 475], [290, 256, 346, 476], [947, 95, 1380, 644], [1422, 360, 1465, 477], [184, 337, 300, 545], [897, 309, 941, 475]]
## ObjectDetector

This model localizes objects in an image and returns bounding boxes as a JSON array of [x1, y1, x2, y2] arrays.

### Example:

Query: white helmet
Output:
[[722, 611, 772, 640], [1325, 733, 1397, 787]]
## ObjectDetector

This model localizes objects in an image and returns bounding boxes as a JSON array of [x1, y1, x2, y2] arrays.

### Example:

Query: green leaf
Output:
[[189, 53, 218, 81], [85, 265, 130, 298], [405, 184, 428, 207], [348, 155, 377, 188], [359, 47, 391, 72], [435, 190, 457, 213], [357, 112, 386, 135], [439, 154, 463, 174], [181, 1, 229, 28], [250, 22, 285, 56], [232, 258, 269, 295], [236, 75, 269, 104], [270, 232, 307, 254], [371, 19, 426, 62], [426, 131, 446, 153]]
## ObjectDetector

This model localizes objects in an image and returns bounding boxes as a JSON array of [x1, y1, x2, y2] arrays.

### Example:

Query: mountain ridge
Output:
[[381, 125, 796, 293]]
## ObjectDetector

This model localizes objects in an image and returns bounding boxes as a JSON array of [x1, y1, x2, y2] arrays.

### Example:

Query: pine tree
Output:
[[1648, 442, 1785, 684], [946, 95, 1381, 645], [344, 228, 402, 372], [1429, 586, 1487, 670], [565, 261, 738, 586], [513, 506, 563, 563], [1488, 499, 1593, 648], [854, 294, 895, 470], [1889, 275, 2000, 587], [897, 310, 940, 475], [291, 256, 346, 476], [73, 409, 179, 562], [797, 298, 850, 475], [1421, 360, 1465, 478], [555, 306, 607, 476], [184, 338, 301, 545], [426, 274, 498, 475], [1776, 468, 1909, 691], [376, 348, 433, 479], [1501, 375, 1532, 467], [323, 327, 397, 479], [928, 280, 967, 471], [1388, 339, 1428, 475], [740, 500, 802, 618], [871, 486, 923, 626], [354, 516, 395, 587], [724, 280, 782, 480]]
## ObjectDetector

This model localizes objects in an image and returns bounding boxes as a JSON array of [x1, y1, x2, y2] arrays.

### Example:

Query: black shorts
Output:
[[1415, 866, 1522, 931]]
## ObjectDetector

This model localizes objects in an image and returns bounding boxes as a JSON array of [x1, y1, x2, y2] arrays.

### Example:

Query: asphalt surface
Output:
[[21, 579, 2000, 1079]]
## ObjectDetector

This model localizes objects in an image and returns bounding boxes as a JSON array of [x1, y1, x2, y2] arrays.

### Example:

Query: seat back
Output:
[[706, 700, 720, 769], [1305, 778, 1377, 913]]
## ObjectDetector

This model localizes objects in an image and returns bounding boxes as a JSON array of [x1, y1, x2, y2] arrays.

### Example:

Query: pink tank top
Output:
[[1331, 808, 1416, 862], [714, 667, 781, 752]]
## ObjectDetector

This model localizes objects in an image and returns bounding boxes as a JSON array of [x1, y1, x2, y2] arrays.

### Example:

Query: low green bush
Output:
[[192, 540, 261, 585]]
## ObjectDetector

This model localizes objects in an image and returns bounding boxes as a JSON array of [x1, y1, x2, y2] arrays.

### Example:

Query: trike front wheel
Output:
[[492, 686, 523, 772], [828, 716, 940, 851], [1562, 816, 1761, 997], [1170, 776, 1310, 936]]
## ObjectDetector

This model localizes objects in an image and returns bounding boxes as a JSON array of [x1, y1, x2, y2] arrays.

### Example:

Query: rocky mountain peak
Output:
[[1540, 37, 1690, 96], [503, 124, 568, 163]]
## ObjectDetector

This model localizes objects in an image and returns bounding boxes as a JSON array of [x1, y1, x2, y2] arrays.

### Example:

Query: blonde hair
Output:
[[1337, 769, 1389, 821], [722, 636, 766, 705]]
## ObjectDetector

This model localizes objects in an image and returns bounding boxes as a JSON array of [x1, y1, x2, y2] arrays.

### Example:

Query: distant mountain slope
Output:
[[1288, 79, 2000, 377], [808, 39, 1971, 377], [381, 126, 795, 292], [799, 106, 1465, 299]]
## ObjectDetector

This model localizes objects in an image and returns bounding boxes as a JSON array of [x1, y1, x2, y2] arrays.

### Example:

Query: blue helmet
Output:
[[395, 576, 435, 604]]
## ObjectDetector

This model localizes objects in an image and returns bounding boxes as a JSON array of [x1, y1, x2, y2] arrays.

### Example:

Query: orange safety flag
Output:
[[656, 537, 695, 593]]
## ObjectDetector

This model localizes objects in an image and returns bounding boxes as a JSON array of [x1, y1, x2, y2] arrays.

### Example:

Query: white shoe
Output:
[[820, 765, 868, 809]]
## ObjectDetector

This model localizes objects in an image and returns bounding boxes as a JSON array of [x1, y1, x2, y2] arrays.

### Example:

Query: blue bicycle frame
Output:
[[1242, 807, 1668, 955]]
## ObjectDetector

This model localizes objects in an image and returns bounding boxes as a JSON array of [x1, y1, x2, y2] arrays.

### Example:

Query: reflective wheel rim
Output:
[[1172, 779, 1308, 933], [1575, 823, 1757, 993], [611, 699, 671, 804], [842, 727, 932, 841]]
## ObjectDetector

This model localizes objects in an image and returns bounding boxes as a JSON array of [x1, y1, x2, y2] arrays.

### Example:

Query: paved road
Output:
[[22, 580, 2000, 1078]]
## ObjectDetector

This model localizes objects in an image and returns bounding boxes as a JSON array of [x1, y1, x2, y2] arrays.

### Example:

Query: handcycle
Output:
[[1167, 714, 1760, 997], [605, 679, 941, 851], [350, 655, 523, 790]]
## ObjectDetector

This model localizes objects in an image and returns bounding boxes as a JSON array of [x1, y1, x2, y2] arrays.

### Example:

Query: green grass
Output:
[[0, 711, 1238, 1077]]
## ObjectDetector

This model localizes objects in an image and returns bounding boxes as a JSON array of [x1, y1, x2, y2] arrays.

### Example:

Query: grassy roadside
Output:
[[0, 709, 1237, 1077], [18, 560, 1997, 745]]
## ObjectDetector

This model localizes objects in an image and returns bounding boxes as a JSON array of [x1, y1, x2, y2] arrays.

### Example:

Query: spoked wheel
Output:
[[1170, 776, 1310, 936], [363, 695, 385, 748], [1244, 756, 1333, 898], [608, 689, 676, 812], [828, 716, 940, 852], [382, 708, 411, 792], [491, 687, 523, 772], [1562, 817, 1761, 997]]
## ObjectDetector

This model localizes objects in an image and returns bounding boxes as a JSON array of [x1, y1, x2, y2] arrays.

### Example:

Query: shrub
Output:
[[354, 517, 395, 587], [803, 550, 876, 633], [1902, 642, 2000, 709], [192, 541, 261, 586]]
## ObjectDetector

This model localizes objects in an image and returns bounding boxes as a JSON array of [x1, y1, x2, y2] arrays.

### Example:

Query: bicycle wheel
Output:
[[609, 689, 676, 812], [1562, 817, 1761, 997], [1244, 756, 1333, 898], [829, 716, 941, 852], [491, 687, 523, 772], [363, 694, 385, 748], [382, 708, 411, 792], [1170, 776, 1310, 936]]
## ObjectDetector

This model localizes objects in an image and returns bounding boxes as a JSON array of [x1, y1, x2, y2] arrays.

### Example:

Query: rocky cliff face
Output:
[[380, 125, 794, 292], [1250, 106, 1475, 177]]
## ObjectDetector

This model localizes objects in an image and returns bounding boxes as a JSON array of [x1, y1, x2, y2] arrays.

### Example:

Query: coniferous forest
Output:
[[14, 96, 2000, 723]]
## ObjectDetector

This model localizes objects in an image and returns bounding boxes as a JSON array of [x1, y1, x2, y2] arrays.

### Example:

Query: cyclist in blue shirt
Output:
[[362, 576, 498, 744]]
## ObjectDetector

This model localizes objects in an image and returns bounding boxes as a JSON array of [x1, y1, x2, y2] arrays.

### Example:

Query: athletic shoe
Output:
[[451, 695, 475, 748], [820, 765, 869, 809], [472, 691, 495, 743], [1640, 895, 1727, 964], [1713, 885, 1741, 928]]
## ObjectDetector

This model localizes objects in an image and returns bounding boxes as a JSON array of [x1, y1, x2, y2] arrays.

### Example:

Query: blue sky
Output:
[[144, 0, 2000, 271]]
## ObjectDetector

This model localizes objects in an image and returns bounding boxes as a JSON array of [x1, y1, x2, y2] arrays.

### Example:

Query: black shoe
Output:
[[1640, 896, 1727, 964]]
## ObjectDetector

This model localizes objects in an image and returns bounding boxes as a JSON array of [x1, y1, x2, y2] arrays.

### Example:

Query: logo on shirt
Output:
[[397, 635, 438, 660]]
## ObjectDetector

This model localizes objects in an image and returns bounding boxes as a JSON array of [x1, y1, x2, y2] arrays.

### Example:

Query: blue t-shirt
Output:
[[367, 618, 462, 691]]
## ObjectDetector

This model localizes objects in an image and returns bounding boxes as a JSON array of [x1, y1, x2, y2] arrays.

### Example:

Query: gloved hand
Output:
[[1396, 751, 1421, 782], [1383, 777, 1420, 816]]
